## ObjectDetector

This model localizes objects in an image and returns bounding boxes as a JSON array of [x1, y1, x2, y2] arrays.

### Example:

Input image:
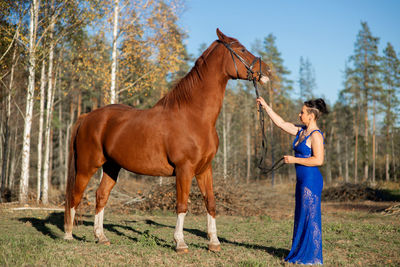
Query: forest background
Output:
[[0, 0, 399, 204]]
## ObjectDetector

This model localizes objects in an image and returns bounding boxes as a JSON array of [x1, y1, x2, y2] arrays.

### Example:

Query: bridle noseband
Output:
[[218, 40, 262, 83]]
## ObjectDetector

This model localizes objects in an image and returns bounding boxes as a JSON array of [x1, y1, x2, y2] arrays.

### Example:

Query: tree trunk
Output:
[[37, 61, 46, 203], [222, 102, 227, 181], [42, 5, 56, 204], [245, 94, 251, 183], [1, 35, 18, 202], [19, 0, 39, 203], [268, 84, 275, 187], [110, 0, 119, 104], [246, 118, 251, 183], [354, 107, 359, 183], [8, 124, 19, 191], [391, 132, 396, 181], [58, 71, 65, 190], [372, 98, 376, 183], [344, 134, 349, 182], [64, 103, 75, 188]]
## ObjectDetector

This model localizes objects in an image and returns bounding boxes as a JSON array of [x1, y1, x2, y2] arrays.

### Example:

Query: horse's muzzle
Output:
[[260, 74, 270, 84]]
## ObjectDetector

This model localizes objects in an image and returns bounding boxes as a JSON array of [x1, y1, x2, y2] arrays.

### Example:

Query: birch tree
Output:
[[19, 0, 39, 203], [42, 0, 56, 204], [110, 0, 119, 104]]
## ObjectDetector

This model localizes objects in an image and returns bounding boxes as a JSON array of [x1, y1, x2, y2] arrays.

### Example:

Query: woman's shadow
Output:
[[18, 212, 289, 258]]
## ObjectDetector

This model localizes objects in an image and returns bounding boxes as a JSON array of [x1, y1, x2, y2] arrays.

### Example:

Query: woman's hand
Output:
[[256, 97, 269, 110], [284, 155, 296, 164]]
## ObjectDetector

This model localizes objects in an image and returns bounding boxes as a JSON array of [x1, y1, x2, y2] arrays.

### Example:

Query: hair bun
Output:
[[315, 98, 329, 114]]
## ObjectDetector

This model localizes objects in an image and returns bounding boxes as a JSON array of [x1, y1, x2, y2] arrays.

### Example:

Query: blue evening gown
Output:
[[285, 127, 323, 265]]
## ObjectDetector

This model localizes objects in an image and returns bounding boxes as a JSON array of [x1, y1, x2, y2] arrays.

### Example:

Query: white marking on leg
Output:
[[94, 208, 108, 243], [207, 213, 220, 246], [64, 207, 75, 240], [174, 212, 188, 250]]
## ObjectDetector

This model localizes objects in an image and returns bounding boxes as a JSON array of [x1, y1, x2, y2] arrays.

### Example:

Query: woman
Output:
[[256, 97, 328, 265]]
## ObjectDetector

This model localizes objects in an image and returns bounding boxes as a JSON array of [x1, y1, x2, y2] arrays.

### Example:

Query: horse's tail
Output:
[[64, 114, 87, 229]]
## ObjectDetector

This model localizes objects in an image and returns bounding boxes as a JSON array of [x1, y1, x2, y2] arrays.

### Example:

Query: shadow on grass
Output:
[[17, 212, 288, 256], [145, 219, 289, 258], [18, 212, 173, 249]]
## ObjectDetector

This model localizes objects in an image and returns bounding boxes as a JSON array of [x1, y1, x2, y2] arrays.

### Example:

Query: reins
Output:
[[219, 40, 285, 175], [252, 77, 285, 175]]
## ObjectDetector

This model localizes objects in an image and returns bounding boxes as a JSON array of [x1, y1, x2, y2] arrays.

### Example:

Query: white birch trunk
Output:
[[42, 5, 56, 204], [37, 61, 46, 203], [19, 0, 38, 203], [110, 0, 119, 104]]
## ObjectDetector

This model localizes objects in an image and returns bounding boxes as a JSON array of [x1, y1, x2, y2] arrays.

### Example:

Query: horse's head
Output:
[[216, 28, 271, 84]]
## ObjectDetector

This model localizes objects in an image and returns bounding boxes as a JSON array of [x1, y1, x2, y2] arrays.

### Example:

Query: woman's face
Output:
[[299, 105, 312, 124]]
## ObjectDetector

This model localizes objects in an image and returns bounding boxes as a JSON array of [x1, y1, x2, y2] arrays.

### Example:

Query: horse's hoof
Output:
[[97, 239, 111, 246], [64, 233, 74, 241], [208, 244, 221, 252], [176, 247, 189, 254]]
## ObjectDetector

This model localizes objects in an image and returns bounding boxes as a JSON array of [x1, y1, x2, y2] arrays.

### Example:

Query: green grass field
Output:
[[0, 202, 399, 266]]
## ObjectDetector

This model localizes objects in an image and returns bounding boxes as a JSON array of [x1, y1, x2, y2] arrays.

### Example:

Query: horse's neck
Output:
[[191, 61, 229, 124]]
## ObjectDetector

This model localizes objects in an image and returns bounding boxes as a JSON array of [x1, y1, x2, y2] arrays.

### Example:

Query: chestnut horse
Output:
[[64, 29, 271, 253]]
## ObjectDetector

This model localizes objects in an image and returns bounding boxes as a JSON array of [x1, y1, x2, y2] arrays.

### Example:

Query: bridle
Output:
[[218, 40, 262, 82], [219, 40, 285, 176]]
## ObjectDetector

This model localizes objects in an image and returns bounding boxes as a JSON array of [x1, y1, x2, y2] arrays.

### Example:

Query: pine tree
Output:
[[350, 22, 381, 181], [381, 42, 400, 181], [298, 56, 316, 101]]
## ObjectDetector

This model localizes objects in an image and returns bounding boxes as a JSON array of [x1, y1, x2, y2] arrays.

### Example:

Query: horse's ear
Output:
[[216, 28, 228, 42]]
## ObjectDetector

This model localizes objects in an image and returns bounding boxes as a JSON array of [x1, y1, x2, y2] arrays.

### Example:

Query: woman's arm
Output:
[[256, 97, 299, 136], [284, 132, 324, 166]]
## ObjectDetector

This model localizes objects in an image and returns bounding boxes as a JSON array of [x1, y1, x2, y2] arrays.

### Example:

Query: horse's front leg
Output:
[[174, 165, 194, 253], [196, 165, 221, 252]]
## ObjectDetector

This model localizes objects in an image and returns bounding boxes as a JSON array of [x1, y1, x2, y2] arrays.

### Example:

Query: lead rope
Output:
[[252, 74, 285, 175]]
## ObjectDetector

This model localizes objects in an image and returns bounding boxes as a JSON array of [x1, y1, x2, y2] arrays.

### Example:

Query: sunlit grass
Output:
[[0, 207, 398, 266]]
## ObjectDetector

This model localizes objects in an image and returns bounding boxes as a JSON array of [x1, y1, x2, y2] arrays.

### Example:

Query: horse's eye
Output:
[[241, 48, 246, 53]]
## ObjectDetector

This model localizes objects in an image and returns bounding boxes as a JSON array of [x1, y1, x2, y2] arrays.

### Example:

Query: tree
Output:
[[19, 0, 39, 203], [350, 22, 381, 181], [110, 0, 119, 104], [381, 42, 400, 181], [298, 56, 316, 101]]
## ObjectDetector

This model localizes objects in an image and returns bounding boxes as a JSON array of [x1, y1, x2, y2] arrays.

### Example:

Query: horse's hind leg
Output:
[[94, 161, 120, 245], [195, 165, 221, 252]]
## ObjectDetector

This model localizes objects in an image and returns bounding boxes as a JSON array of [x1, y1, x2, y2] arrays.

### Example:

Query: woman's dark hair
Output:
[[304, 98, 329, 120]]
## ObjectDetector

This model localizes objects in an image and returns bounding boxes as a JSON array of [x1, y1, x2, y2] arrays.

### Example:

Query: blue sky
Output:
[[178, 0, 400, 105]]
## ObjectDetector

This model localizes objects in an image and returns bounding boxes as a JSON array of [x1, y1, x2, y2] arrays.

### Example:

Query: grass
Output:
[[0, 205, 399, 266]]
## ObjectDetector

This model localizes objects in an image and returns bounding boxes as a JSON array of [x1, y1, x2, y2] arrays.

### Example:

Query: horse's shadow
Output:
[[18, 212, 288, 258], [145, 219, 289, 258]]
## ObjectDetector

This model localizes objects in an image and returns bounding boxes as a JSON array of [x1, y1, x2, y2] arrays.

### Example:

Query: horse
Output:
[[64, 28, 271, 253]]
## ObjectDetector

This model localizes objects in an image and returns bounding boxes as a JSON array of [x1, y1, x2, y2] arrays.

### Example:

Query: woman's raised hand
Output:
[[256, 97, 268, 109]]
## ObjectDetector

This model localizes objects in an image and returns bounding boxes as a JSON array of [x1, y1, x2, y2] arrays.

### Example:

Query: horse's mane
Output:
[[156, 41, 220, 109]]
